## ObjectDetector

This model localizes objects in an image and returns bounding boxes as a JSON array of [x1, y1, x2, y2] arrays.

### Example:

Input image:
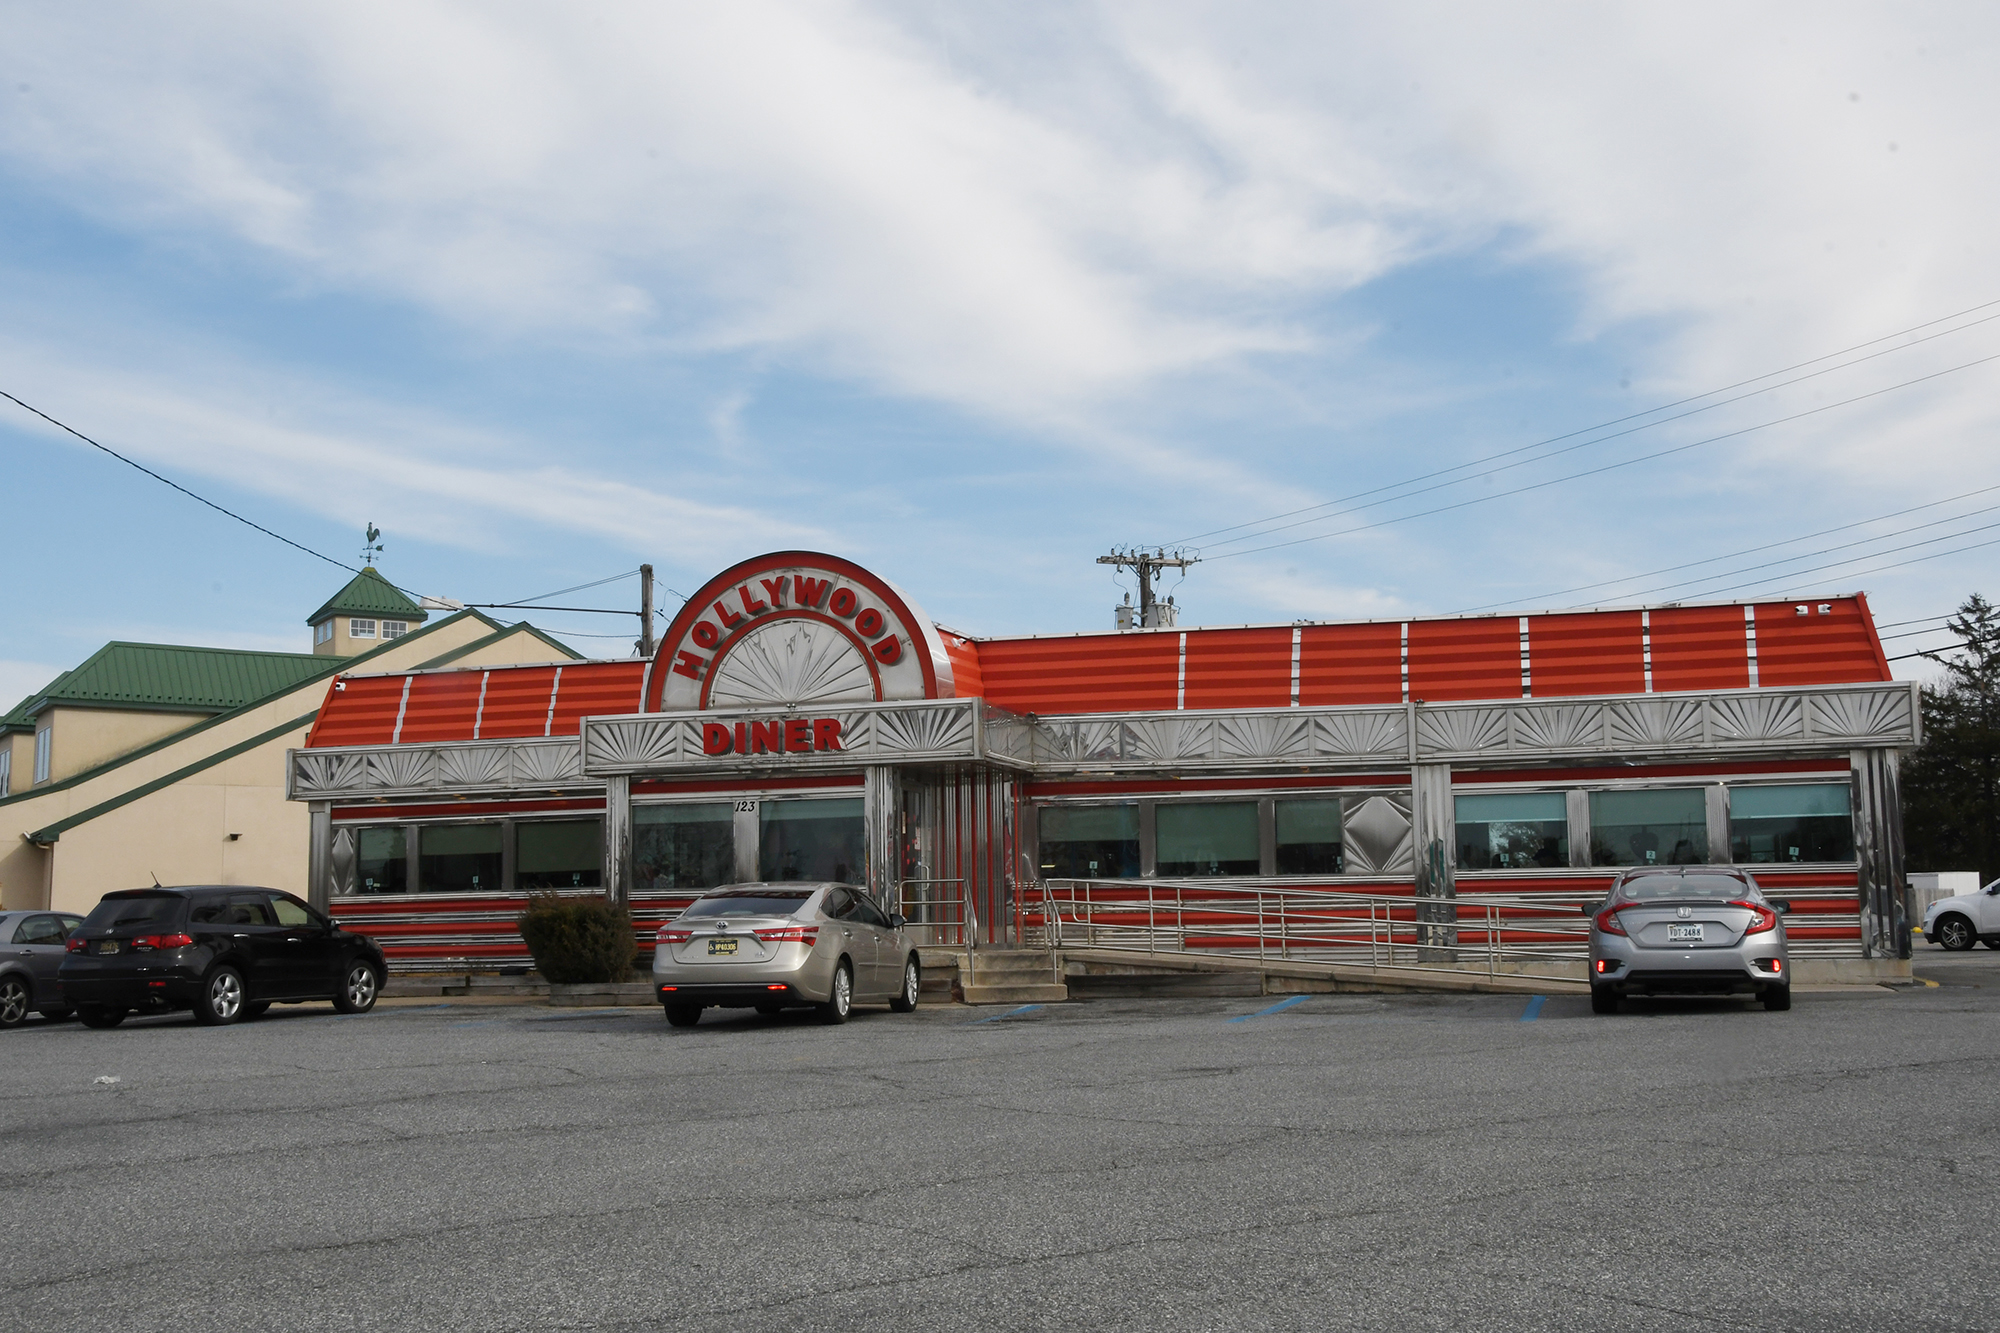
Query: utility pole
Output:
[[1097, 548, 1199, 629], [638, 564, 656, 659]]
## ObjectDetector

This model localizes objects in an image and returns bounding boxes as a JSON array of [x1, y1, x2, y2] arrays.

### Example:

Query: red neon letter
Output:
[[750, 720, 783, 754], [784, 719, 812, 752], [739, 584, 768, 615], [813, 718, 842, 751], [828, 587, 858, 617], [691, 621, 720, 649], [713, 599, 743, 629], [702, 722, 733, 755], [759, 577, 788, 608], [795, 575, 831, 608], [734, 722, 748, 754], [854, 607, 884, 637], [672, 651, 706, 680], [872, 637, 903, 664]]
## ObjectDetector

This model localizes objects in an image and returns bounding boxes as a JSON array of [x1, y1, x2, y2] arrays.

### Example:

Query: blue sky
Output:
[[4, 2, 1999, 704]]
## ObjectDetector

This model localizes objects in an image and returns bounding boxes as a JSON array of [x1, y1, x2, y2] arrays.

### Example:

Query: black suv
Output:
[[59, 887, 388, 1028]]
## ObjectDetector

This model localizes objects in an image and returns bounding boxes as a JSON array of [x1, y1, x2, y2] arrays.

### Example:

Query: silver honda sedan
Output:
[[652, 883, 920, 1027], [1586, 867, 1792, 1014]]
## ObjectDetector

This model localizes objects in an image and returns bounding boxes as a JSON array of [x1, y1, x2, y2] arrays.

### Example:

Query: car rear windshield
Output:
[[1619, 875, 1751, 901], [82, 894, 187, 929], [681, 891, 816, 918]]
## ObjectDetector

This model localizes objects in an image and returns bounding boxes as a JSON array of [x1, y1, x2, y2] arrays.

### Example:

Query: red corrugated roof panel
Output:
[[549, 661, 646, 735], [1528, 611, 1644, 697], [977, 633, 1179, 713], [1183, 627, 1292, 710], [941, 634, 984, 699], [1754, 597, 1891, 686], [303, 674, 406, 747], [1651, 605, 1749, 692], [1297, 623, 1402, 705], [395, 670, 484, 743], [476, 666, 559, 739], [1409, 617, 1520, 702]]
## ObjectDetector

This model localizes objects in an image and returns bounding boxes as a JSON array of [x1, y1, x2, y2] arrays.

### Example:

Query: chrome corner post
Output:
[[1411, 762, 1459, 960], [306, 801, 333, 912], [864, 765, 902, 912], [1851, 746, 1909, 960], [603, 774, 632, 907]]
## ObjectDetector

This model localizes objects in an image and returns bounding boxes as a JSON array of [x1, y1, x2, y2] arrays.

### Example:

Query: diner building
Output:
[[287, 551, 1918, 979]]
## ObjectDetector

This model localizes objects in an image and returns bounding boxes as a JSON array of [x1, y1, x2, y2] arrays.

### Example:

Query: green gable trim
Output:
[[417, 621, 587, 667], [307, 567, 429, 626], [0, 608, 507, 811]]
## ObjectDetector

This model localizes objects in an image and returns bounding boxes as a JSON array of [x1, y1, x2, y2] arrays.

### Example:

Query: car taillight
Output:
[[753, 926, 818, 945], [131, 933, 194, 951], [1592, 903, 1629, 936], [657, 927, 694, 945], [1732, 900, 1779, 935], [66, 937, 87, 953]]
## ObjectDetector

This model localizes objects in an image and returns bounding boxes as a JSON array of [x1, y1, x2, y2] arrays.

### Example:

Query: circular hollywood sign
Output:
[[646, 551, 956, 712]]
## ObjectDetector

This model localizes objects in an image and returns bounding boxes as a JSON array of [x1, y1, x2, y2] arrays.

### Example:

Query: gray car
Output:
[[1586, 867, 1791, 1014], [0, 909, 86, 1028], [653, 883, 920, 1027]]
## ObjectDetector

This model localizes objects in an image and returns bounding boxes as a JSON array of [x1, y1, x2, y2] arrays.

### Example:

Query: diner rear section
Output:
[[286, 552, 1917, 981]]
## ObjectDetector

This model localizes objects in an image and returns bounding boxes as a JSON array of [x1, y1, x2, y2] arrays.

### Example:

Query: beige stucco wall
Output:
[[0, 616, 565, 911], [314, 614, 422, 658], [2, 732, 32, 798], [39, 706, 213, 786]]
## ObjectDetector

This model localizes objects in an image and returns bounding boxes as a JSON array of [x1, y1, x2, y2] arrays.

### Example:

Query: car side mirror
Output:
[[1579, 902, 1599, 917], [1768, 899, 1792, 914], [888, 913, 907, 929]]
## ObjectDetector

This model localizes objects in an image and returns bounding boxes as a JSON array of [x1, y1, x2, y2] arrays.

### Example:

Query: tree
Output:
[[1902, 593, 2000, 882]]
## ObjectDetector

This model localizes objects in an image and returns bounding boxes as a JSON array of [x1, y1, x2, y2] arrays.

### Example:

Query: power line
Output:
[[497, 569, 639, 606], [1167, 297, 2000, 550], [1205, 349, 2000, 562], [1718, 530, 2000, 605]]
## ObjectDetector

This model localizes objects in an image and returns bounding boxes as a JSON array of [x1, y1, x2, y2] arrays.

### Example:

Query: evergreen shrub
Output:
[[518, 893, 635, 984]]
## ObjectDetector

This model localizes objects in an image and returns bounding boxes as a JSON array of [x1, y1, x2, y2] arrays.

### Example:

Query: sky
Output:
[[4, 1, 1999, 706]]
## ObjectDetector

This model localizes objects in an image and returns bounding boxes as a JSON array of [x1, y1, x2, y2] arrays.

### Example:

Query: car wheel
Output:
[[1762, 983, 1792, 1012], [889, 956, 920, 1013], [0, 975, 30, 1028], [1589, 984, 1618, 1015], [819, 960, 854, 1024], [332, 961, 380, 1014], [77, 1005, 128, 1029], [241, 1002, 271, 1020], [664, 1004, 701, 1027], [1937, 914, 1976, 951], [194, 966, 246, 1026]]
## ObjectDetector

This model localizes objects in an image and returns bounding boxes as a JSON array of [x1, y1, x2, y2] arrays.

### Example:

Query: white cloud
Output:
[[0, 660, 62, 709]]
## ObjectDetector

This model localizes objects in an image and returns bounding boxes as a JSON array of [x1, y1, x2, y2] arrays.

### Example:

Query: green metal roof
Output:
[[12, 643, 334, 718], [305, 567, 429, 626]]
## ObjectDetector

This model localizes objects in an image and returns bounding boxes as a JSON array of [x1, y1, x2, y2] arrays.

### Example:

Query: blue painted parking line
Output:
[[1520, 995, 1547, 1021], [966, 1004, 1043, 1025], [1229, 995, 1310, 1023]]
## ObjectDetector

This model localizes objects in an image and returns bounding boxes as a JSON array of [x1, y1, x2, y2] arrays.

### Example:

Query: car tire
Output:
[[1589, 984, 1618, 1015], [1937, 914, 1977, 951], [819, 960, 854, 1025], [77, 1005, 127, 1029], [194, 966, 247, 1026], [889, 956, 920, 1013], [664, 1004, 701, 1027], [1762, 983, 1792, 1012], [0, 975, 30, 1028], [332, 961, 381, 1015]]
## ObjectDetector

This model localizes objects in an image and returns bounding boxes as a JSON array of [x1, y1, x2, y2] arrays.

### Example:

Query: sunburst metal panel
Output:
[[1606, 698, 1705, 750], [1710, 694, 1804, 744], [512, 742, 585, 785], [1217, 713, 1311, 761], [585, 719, 681, 770], [706, 619, 878, 708], [1511, 703, 1605, 752], [292, 751, 366, 796], [1808, 689, 1914, 743], [1313, 709, 1407, 759], [366, 748, 436, 791], [872, 706, 974, 757], [1416, 707, 1510, 756], [438, 745, 512, 789]]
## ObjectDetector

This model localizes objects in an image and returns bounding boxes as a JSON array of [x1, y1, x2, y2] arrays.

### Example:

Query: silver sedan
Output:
[[1586, 867, 1792, 1014], [652, 883, 920, 1027]]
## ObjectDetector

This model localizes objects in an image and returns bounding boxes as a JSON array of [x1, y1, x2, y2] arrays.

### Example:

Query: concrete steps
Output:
[[956, 949, 1069, 1005]]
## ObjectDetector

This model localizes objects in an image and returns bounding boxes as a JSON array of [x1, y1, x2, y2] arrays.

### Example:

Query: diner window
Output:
[[759, 798, 865, 884], [1456, 792, 1569, 870], [349, 618, 377, 639], [419, 822, 503, 892], [1275, 799, 1344, 875], [1038, 804, 1140, 879], [634, 803, 737, 890], [1157, 802, 1260, 877], [356, 826, 409, 893], [1729, 783, 1854, 863], [381, 620, 409, 640], [1589, 788, 1708, 867], [518, 818, 603, 890]]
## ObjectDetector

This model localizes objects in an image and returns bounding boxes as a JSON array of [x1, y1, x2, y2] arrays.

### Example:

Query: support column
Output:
[[603, 775, 631, 907], [1411, 762, 1458, 958], [1851, 748, 1909, 960], [864, 765, 901, 912], [307, 803, 332, 912]]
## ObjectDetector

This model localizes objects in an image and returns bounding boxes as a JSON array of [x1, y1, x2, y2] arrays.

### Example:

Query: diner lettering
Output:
[[701, 718, 844, 755]]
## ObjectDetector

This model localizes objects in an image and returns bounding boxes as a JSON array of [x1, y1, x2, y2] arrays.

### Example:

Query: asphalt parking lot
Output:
[[3, 948, 1996, 1333]]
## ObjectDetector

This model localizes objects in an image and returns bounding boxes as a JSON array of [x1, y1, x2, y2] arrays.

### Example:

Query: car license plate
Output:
[[1668, 923, 1704, 942], [707, 937, 738, 956], [97, 941, 119, 954]]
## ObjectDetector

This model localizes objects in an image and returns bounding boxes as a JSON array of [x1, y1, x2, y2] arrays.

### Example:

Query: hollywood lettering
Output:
[[670, 574, 903, 682], [702, 717, 843, 756]]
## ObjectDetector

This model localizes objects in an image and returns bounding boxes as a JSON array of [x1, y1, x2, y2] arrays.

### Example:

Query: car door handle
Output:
[[233, 933, 250, 939]]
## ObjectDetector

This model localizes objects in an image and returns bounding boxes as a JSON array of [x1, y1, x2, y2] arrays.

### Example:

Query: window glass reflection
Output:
[[419, 822, 503, 893], [518, 819, 603, 890], [357, 826, 408, 894], [634, 804, 736, 891], [1038, 804, 1140, 879], [1456, 792, 1568, 870], [759, 798, 865, 883], [1276, 799, 1344, 875], [1156, 802, 1259, 877], [1729, 783, 1854, 863], [1589, 789, 1707, 867]]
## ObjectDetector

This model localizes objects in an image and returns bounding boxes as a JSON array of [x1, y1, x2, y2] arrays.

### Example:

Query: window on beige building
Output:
[[34, 724, 52, 784]]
